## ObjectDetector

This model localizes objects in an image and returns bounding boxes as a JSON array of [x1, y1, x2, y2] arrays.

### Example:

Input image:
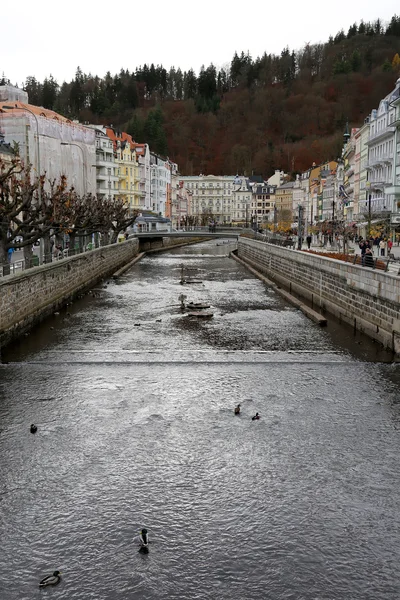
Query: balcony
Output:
[[368, 180, 393, 191], [367, 126, 395, 145], [367, 154, 393, 168]]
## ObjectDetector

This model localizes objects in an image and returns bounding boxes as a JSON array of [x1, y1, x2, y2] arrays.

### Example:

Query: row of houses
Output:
[[1, 77, 400, 235], [0, 84, 183, 229], [273, 76, 400, 237], [184, 76, 400, 237]]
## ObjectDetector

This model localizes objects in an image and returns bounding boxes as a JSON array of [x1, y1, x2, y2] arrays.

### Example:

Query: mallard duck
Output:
[[30, 424, 37, 434], [39, 571, 61, 587]]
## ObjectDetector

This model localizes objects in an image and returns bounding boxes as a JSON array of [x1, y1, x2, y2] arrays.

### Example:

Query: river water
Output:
[[1, 240, 400, 600]]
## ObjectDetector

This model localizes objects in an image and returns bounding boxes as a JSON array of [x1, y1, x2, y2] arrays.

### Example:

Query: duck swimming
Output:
[[30, 424, 37, 434], [138, 528, 149, 553], [39, 571, 61, 587]]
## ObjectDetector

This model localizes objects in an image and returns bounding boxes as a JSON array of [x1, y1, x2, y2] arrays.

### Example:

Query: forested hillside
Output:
[[2, 16, 400, 177]]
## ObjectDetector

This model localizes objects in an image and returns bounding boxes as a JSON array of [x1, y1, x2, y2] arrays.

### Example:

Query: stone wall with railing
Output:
[[0, 239, 140, 347], [237, 237, 400, 353], [0, 235, 208, 347]]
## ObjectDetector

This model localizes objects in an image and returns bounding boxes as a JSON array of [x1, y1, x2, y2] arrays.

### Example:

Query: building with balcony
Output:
[[354, 119, 370, 222], [105, 127, 140, 214], [250, 182, 276, 228], [385, 78, 400, 231], [293, 172, 310, 230], [165, 159, 179, 221], [150, 153, 170, 216], [342, 128, 358, 222], [232, 176, 252, 226], [87, 125, 119, 200], [180, 174, 236, 224], [134, 143, 151, 211], [275, 182, 294, 226], [365, 84, 398, 217], [169, 180, 192, 228]]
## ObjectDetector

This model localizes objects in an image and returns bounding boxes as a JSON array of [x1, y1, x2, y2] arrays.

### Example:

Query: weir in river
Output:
[[0, 240, 399, 600]]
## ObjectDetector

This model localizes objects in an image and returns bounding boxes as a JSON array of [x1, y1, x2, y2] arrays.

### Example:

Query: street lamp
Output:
[[60, 142, 86, 195]]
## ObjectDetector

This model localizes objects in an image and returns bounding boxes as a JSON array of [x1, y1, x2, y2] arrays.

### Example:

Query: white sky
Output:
[[2, 0, 400, 86]]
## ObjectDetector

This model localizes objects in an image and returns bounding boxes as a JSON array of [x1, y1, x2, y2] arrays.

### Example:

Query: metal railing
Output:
[[0, 243, 103, 279]]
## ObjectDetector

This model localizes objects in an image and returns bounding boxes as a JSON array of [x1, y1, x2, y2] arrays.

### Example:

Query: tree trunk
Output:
[[69, 232, 76, 255], [23, 243, 34, 268], [43, 231, 52, 263], [0, 237, 7, 265]]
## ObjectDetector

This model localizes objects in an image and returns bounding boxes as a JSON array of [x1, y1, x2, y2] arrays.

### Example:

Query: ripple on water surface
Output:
[[1, 241, 399, 599]]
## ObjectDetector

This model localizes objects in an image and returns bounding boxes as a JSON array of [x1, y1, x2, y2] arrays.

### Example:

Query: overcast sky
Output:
[[2, 0, 400, 86]]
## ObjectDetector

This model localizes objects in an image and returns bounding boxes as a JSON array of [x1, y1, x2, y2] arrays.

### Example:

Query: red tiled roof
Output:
[[0, 101, 72, 123], [105, 127, 135, 150]]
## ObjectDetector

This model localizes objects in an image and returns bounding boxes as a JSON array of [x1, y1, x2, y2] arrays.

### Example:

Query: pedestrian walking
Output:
[[359, 241, 366, 265], [388, 239, 393, 255], [306, 234, 312, 250], [379, 239, 387, 257], [364, 247, 374, 268], [7, 247, 14, 263]]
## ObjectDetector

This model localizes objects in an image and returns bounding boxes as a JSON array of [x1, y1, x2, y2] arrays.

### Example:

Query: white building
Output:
[[87, 125, 119, 200], [267, 169, 287, 187], [354, 119, 370, 222], [232, 176, 251, 225], [170, 180, 192, 228], [180, 174, 236, 224], [366, 86, 397, 217], [134, 143, 151, 211], [387, 79, 400, 232], [0, 85, 96, 196], [150, 153, 170, 216], [342, 128, 358, 223]]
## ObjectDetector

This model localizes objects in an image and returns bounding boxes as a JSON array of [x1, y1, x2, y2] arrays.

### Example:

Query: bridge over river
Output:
[[1, 239, 399, 600]]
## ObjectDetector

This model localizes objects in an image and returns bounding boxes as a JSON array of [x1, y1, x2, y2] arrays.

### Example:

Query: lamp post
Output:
[[60, 141, 86, 195]]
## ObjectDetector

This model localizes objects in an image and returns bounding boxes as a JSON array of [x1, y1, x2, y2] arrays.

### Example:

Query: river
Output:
[[1, 240, 400, 599]]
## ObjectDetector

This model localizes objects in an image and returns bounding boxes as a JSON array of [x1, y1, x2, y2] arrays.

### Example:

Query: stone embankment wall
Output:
[[0, 239, 139, 346], [237, 237, 400, 353], [0, 236, 196, 347]]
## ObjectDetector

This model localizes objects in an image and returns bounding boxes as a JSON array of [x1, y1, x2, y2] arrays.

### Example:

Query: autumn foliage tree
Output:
[[3, 15, 400, 179]]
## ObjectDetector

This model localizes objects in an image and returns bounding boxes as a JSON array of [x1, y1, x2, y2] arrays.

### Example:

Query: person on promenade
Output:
[[379, 239, 387, 257], [388, 239, 393, 255], [7, 247, 14, 263], [306, 234, 312, 250], [359, 241, 366, 265], [364, 248, 374, 268]]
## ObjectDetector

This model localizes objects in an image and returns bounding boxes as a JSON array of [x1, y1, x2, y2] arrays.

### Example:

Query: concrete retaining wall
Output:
[[0, 239, 140, 346], [0, 236, 207, 347], [237, 237, 400, 353]]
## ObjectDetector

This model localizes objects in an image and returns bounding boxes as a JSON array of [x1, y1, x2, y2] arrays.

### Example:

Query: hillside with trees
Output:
[[2, 15, 400, 178]]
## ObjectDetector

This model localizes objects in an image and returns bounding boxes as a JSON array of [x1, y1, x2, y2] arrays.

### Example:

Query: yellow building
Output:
[[275, 182, 294, 229], [106, 128, 141, 214]]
